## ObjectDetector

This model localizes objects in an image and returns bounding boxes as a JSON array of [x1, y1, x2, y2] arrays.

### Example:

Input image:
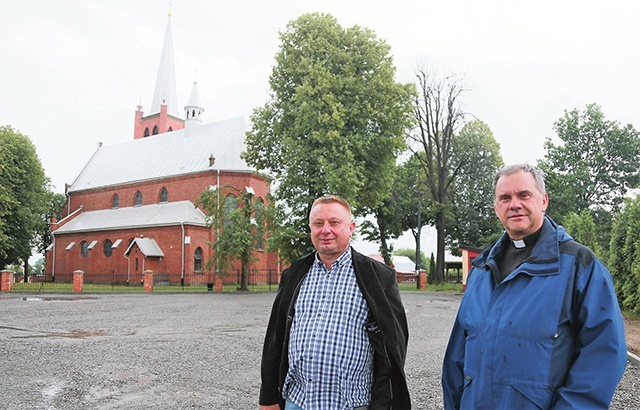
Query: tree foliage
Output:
[[608, 196, 640, 313], [196, 186, 265, 291], [446, 120, 504, 253], [359, 156, 430, 266], [563, 209, 603, 260], [0, 125, 51, 272], [243, 13, 415, 263], [538, 103, 640, 224]]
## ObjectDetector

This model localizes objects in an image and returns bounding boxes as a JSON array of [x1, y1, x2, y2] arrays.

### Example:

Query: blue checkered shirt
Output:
[[283, 249, 374, 409]]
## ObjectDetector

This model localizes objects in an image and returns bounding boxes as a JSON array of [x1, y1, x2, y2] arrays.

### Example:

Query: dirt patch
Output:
[[625, 315, 640, 355]]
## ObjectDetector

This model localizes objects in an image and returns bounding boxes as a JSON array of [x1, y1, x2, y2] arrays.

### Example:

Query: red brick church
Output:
[[44, 13, 278, 286]]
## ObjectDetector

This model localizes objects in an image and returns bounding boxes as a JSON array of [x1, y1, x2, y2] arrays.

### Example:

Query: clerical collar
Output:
[[510, 228, 541, 249]]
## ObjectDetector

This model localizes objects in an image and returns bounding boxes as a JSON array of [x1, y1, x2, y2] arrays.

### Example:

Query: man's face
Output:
[[494, 170, 549, 240], [309, 202, 356, 262]]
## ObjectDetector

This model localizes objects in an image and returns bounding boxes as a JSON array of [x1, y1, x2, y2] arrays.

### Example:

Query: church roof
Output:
[[68, 116, 251, 192], [54, 200, 206, 234]]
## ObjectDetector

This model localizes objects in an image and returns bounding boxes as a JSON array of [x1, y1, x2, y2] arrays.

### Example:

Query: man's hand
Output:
[[259, 404, 280, 410]]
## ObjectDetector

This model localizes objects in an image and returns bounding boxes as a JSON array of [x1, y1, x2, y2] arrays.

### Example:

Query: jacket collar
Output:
[[475, 216, 573, 270]]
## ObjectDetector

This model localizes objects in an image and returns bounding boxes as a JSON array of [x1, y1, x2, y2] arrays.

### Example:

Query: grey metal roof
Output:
[[125, 238, 164, 258], [54, 200, 207, 234], [68, 116, 251, 192]]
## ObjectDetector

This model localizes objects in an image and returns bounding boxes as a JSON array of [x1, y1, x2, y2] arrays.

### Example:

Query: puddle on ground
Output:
[[0, 325, 107, 339], [23, 296, 97, 302]]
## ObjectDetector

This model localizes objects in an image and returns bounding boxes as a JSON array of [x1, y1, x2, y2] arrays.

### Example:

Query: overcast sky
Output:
[[3, 1, 639, 257]]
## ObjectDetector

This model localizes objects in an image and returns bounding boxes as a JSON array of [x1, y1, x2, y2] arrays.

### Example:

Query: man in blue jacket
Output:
[[442, 163, 627, 409]]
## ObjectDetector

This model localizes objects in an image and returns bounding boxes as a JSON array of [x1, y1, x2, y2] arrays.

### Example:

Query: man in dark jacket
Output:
[[259, 195, 411, 410]]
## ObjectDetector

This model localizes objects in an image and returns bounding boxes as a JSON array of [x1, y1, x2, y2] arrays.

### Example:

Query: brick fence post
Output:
[[143, 270, 154, 293], [418, 270, 428, 290], [1, 270, 14, 292], [73, 270, 84, 293], [214, 274, 223, 292]]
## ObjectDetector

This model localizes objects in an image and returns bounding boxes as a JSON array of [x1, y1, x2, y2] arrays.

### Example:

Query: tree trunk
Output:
[[435, 210, 446, 284]]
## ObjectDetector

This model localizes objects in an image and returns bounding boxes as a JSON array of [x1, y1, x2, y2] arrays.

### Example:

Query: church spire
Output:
[[185, 74, 204, 129], [150, 11, 179, 118]]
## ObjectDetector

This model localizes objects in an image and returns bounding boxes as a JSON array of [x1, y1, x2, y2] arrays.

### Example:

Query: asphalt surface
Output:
[[0, 291, 637, 409]]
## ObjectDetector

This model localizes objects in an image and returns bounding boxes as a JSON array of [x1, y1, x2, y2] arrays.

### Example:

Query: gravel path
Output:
[[0, 291, 637, 409]]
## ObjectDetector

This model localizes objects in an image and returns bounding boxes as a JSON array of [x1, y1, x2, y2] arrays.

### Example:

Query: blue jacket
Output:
[[442, 217, 627, 409]]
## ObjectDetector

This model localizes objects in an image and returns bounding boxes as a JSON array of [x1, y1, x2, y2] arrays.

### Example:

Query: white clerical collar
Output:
[[512, 239, 526, 249]]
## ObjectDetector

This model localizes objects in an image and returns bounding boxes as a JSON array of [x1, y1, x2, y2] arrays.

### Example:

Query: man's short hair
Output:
[[310, 195, 352, 217], [493, 163, 546, 195]]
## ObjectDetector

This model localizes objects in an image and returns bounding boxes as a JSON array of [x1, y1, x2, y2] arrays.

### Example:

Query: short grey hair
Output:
[[493, 163, 546, 195]]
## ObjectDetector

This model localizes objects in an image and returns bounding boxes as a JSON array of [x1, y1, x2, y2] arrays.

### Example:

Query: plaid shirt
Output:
[[283, 249, 374, 410]]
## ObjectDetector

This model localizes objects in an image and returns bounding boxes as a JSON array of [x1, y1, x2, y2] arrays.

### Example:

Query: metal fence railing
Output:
[[9, 269, 281, 293]]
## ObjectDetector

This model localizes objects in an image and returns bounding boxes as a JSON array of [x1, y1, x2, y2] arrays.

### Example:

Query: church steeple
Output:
[[150, 11, 179, 117], [133, 10, 185, 139], [184, 76, 204, 129]]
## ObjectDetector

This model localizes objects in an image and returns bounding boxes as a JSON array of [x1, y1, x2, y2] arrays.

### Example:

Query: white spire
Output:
[[150, 13, 179, 117], [184, 76, 204, 128]]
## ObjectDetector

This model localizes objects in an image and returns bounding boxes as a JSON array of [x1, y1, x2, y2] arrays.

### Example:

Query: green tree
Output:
[[538, 103, 640, 227], [0, 125, 51, 280], [608, 196, 640, 313], [563, 209, 603, 259], [196, 186, 265, 291], [446, 120, 504, 253], [243, 13, 415, 263], [428, 252, 436, 285], [359, 157, 429, 266], [409, 68, 467, 283]]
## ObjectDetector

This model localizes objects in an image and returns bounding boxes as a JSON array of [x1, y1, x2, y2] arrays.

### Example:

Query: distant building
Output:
[[45, 13, 278, 285]]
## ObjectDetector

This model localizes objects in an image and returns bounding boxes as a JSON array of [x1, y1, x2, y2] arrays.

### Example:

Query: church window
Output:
[[168, 126, 173, 132], [103, 240, 113, 257], [134, 191, 143, 206], [144, 128, 150, 137], [80, 241, 89, 258], [152, 125, 159, 135], [112, 194, 119, 209], [159, 188, 168, 203], [194, 247, 203, 272], [223, 195, 238, 228], [255, 198, 265, 251]]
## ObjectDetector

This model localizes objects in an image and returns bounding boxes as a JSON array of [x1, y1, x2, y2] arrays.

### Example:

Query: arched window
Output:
[[111, 194, 119, 209], [194, 247, 203, 271], [152, 125, 159, 135], [223, 195, 238, 228], [80, 241, 89, 258], [103, 239, 113, 257], [159, 188, 168, 203], [144, 127, 150, 137], [168, 126, 173, 132], [134, 191, 142, 206], [255, 198, 265, 250]]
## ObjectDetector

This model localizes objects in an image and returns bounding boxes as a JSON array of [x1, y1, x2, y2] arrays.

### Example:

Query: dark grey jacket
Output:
[[259, 248, 411, 409]]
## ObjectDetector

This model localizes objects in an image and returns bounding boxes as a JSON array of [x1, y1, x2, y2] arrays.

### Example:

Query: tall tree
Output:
[[243, 13, 415, 263], [197, 186, 265, 291], [538, 103, 640, 223], [0, 125, 51, 279], [409, 69, 467, 283], [446, 120, 504, 253], [608, 196, 640, 313]]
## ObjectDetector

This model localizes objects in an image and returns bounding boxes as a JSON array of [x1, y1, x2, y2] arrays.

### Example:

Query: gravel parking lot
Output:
[[0, 291, 638, 409]]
